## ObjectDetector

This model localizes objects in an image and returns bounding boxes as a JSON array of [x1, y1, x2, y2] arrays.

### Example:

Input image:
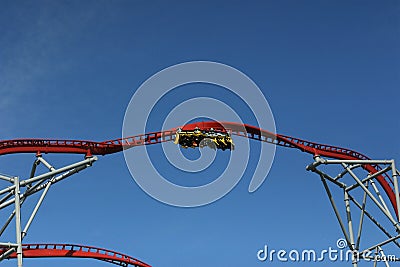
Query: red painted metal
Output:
[[0, 244, 151, 267], [184, 121, 398, 216], [0, 121, 397, 217], [0, 130, 176, 156]]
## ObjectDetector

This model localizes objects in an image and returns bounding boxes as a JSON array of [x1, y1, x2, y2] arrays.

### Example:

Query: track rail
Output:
[[0, 244, 151, 267], [0, 121, 396, 214]]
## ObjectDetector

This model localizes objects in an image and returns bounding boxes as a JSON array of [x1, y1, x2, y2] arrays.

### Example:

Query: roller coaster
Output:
[[0, 121, 399, 266]]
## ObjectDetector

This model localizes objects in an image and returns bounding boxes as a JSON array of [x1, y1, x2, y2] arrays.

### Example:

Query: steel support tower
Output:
[[307, 156, 400, 266], [0, 155, 97, 266]]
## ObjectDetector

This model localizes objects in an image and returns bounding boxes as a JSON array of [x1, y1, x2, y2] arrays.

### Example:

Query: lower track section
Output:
[[0, 244, 151, 267]]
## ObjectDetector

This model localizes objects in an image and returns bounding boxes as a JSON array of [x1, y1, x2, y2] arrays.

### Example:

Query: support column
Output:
[[14, 177, 23, 267]]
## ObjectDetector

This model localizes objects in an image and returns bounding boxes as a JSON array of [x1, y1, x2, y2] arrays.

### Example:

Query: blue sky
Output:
[[0, 1, 399, 266]]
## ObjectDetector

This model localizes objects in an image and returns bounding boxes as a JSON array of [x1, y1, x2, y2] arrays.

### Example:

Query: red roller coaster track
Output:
[[0, 244, 151, 267], [0, 121, 397, 265]]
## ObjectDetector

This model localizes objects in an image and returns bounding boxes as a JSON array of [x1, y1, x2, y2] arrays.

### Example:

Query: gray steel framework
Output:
[[0, 154, 97, 267], [307, 156, 400, 266]]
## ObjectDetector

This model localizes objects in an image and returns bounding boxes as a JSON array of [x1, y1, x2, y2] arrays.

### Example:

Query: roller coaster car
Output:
[[174, 127, 234, 151]]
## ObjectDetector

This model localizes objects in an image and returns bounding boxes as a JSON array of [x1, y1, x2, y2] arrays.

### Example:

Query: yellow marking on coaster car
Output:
[[174, 128, 234, 150]]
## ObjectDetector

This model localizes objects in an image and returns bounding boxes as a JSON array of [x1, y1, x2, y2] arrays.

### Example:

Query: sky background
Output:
[[0, 1, 399, 266]]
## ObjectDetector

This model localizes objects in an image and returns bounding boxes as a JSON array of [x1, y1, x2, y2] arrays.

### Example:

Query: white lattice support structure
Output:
[[0, 155, 97, 267], [307, 156, 400, 266]]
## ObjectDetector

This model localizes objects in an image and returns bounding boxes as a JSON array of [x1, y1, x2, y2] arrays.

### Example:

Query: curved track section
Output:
[[0, 121, 397, 216], [0, 244, 151, 267]]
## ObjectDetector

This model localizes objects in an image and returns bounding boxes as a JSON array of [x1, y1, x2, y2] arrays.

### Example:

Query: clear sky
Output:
[[0, 1, 399, 266]]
